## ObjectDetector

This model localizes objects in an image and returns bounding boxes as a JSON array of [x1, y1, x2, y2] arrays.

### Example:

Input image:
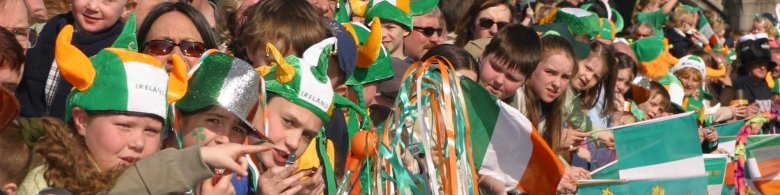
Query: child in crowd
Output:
[[478, 23, 541, 101], [240, 0, 327, 67], [631, 0, 677, 38], [16, 0, 132, 119], [634, 82, 672, 120], [254, 40, 364, 195], [165, 51, 262, 194], [665, 8, 709, 58], [751, 15, 779, 48], [365, 0, 412, 59], [0, 100, 32, 195], [17, 16, 188, 193]]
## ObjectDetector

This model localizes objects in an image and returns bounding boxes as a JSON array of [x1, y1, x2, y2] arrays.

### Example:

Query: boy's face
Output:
[[478, 53, 526, 99], [0, 62, 21, 92], [380, 22, 409, 56], [528, 53, 574, 103], [638, 94, 665, 119], [259, 96, 324, 168], [177, 106, 250, 147], [72, 108, 163, 171], [72, 0, 128, 34]]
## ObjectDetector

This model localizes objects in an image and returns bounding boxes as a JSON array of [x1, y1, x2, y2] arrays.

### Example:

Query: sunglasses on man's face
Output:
[[413, 26, 443, 37], [145, 39, 206, 57], [476, 18, 509, 30]]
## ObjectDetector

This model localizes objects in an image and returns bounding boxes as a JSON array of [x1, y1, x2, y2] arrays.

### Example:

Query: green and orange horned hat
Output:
[[57, 13, 188, 123]]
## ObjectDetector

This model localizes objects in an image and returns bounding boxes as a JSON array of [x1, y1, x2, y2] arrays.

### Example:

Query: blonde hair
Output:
[[215, 0, 243, 48], [754, 17, 778, 38], [674, 67, 703, 85], [670, 8, 695, 29]]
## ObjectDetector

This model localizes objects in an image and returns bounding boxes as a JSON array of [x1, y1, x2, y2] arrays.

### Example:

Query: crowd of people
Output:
[[0, 0, 778, 194]]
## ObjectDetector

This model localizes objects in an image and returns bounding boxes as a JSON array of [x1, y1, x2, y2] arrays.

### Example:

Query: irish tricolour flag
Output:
[[579, 112, 708, 194], [746, 135, 780, 193], [461, 78, 564, 194]]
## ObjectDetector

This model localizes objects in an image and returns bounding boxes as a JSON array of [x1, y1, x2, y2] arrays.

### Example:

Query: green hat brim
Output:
[[410, 0, 438, 16], [534, 23, 590, 59], [366, 1, 412, 30], [345, 55, 393, 85], [553, 8, 600, 36]]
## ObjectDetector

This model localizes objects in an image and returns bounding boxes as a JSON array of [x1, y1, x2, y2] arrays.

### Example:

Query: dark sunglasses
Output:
[[413, 26, 443, 37], [477, 18, 509, 29], [145, 39, 206, 57]]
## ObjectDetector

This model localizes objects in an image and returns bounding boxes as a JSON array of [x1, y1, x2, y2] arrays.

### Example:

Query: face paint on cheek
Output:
[[191, 127, 206, 144]]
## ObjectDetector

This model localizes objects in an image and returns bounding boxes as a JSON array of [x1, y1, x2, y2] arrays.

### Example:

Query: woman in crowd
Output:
[[453, 0, 514, 47], [137, 2, 219, 71]]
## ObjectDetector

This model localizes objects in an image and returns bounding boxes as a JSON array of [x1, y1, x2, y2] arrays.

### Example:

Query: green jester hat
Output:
[[57, 13, 188, 124]]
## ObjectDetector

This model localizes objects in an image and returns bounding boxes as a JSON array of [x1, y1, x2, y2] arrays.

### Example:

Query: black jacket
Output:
[[16, 12, 123, 118]]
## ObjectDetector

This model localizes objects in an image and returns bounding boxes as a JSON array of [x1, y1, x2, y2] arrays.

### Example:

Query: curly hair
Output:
[[35, 117, 125, 194]]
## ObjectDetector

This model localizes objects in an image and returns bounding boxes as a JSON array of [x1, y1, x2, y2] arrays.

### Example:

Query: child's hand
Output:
[[561, 128, 588, 151], [201, 173, 236, 195], [290, 167, 325, 195], [557, 167, 590, 194], [257, 165, 307, 195], [597, 131, 615, 150], [200, 144, 273, 176]]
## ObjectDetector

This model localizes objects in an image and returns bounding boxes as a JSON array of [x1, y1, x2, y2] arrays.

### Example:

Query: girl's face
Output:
[[529, 54, 574, 103], [177, 106, 250, 147], [259, 96, 324, 168], [380, 22, 409, 55], [473, 5, 511, 40], [677, 73, 702, 97], [753, 21, 767, 34], [638, 94, 664, 119], [615, 68, 633, 95], [71, 0, 127, 34], [572, 57, 606, 91], [478, 53, 526, 99], [73, 108, 163, 171]]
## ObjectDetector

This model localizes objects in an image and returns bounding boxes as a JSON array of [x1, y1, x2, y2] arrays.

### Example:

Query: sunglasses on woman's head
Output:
[[413, 26, 443, 37], [477, 18, 509, 29], [145, 39, 206, 57]]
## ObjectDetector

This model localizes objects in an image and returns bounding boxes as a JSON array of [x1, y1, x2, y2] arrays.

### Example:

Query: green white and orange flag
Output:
[[461, 78, 564, 194], [746, 135, 780, 193], [579, 112, 708, 194]]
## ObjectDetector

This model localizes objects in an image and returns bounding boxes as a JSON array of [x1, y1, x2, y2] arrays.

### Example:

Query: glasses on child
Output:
[[145, 39, 206, 57], [413, 26, 443, 37], [476, 18, 509, 30]]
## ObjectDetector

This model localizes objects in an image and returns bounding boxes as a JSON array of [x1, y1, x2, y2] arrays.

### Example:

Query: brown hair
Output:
[[647, 82, 671, 110], [525, 35, 579, 160], [0, 28, 24, 72], [0, 124, 33, 185], [453, 0, 513, 47], [581, 41, 617, 116], [482, 23, 541, 78], [240, 0, 327, 58], [35, 117, 125, 194]]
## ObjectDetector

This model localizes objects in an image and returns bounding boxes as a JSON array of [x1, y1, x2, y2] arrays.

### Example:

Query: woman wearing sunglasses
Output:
[[138, 2, 219, 71], [453, 0, 514, 47]]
